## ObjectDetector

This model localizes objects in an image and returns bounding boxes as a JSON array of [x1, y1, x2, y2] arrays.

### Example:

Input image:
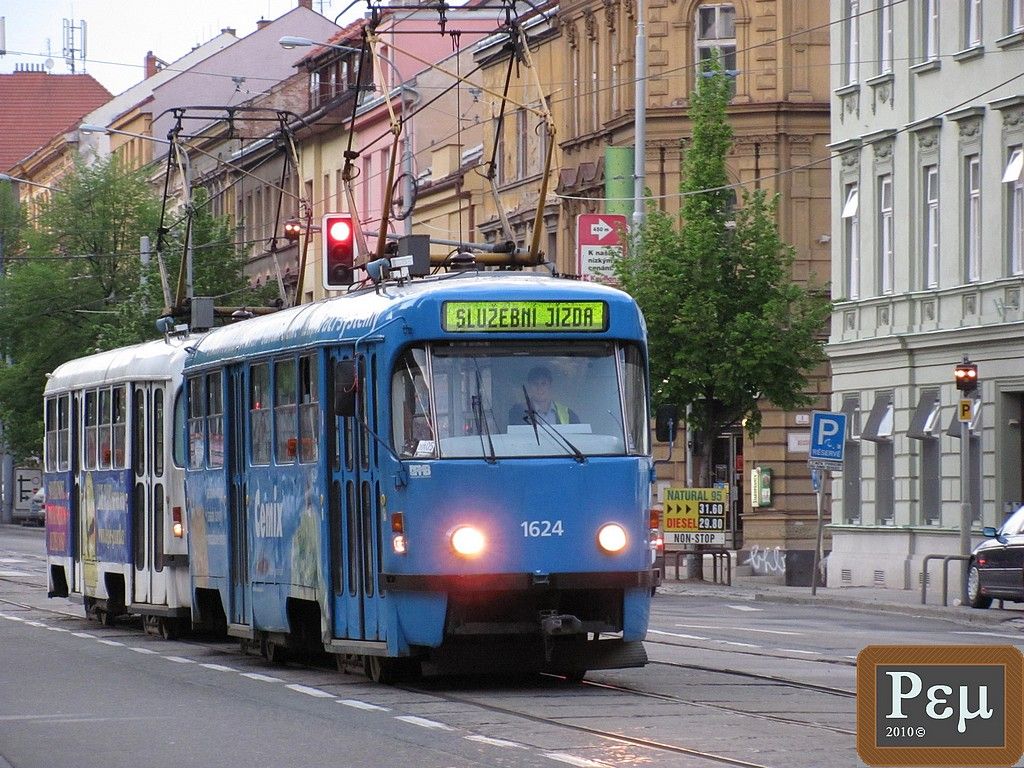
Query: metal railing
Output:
[[663, 548, 732, 586], [920, 554, 971, 606]]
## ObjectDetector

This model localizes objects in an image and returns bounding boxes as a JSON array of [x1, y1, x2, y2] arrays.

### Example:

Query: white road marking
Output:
[[675, 623, 804, 636], [394, 715, 455, 730], [200, 663, 236, 672], [130, 647, 160, 655], [952, 630, 1024, 641], [46, 627, 70, 632], [543, 753, 612, 767], [723, 641, 761, 649], [726, 605, 764, 612], [0, 558, 28, 564], [647, 629, 708, 641], [465, 735, 527, 749], [72, 632, 95, 638], [778, 648, 819, 655], [241, 672, 282, 682], [286, 684, 335, 698], [162, 656, 194, 664], [338, 699, 389, 712], [0, 570, 31, 577], [97, 640, 124, 647]]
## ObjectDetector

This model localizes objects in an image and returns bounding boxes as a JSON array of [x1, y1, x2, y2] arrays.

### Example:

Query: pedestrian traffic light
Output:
[[954, 362, 978, 392], [283, 218, 302, 241], [322, 213, 356, 288]]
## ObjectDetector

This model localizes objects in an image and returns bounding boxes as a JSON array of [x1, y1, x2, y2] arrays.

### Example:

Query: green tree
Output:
[[0, 157, 264, 462], [614, 65, 832, 489]]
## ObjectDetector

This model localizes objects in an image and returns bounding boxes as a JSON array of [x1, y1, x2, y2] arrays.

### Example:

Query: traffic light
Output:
[[954, 362, 978, 392], [283, 218, 302, 241], [322, 213, 357, 288]]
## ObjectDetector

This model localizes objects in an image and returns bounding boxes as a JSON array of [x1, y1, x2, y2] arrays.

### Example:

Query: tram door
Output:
[[226, 368, 249, 626], [328, 350, 383, 642], [131, 384, 168, 607]]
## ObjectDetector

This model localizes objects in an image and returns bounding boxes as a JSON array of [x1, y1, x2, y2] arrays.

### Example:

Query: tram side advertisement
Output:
[[663, 487, 729, 546]]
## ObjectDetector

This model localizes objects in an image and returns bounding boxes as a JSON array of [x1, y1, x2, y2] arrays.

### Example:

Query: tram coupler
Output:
[[539, 611, 583, 637]]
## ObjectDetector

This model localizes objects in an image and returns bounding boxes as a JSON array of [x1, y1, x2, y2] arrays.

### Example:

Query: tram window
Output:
[[275, 359, 298, 464], [132, 388, 146, 476], [207, 372, 224, 468], [172, 388, 186, 469], [99, 389, 113, 469], [621, 344, 649, 455], [250, 363, 271, 466], [112, 386, 127, 468], [84, 390, 98, 469], [57, 394, 70, 471], [153, 484, 164, 572], [153, 387, 164, 477], [133, 482, 146, 566], [44, 398, 58, 472], [298, 356, 319, 463], [187, 377, 205, 469], [391, 347, 436, 458]]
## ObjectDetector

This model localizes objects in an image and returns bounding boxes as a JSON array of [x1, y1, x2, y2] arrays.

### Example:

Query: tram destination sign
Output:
[[442, 300, 608, 333]]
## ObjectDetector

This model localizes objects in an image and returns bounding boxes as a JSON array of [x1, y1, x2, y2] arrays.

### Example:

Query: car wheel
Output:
[[966, 562, 992, 609]]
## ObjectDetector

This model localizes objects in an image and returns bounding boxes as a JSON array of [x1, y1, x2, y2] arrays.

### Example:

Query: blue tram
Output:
[[183, 271, 654, 680], [43, 330, 198, 637]]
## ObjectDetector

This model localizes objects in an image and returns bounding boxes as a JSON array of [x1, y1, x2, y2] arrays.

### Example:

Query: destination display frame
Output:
[[442, 300, 608, 333]]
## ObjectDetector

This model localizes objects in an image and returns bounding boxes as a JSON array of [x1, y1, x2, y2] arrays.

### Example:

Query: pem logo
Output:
[[857, 645, 1023, 767]]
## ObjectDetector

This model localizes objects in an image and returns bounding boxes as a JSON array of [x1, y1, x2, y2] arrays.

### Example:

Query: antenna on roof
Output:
[[62, 18, 87, 74]]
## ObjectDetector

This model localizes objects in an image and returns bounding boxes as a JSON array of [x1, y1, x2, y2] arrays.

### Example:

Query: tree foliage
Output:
[[0, 156, 267, 462], [614, 65, 832, 485]]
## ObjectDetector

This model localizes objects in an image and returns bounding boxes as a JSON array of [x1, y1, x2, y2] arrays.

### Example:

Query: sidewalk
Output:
[[655, 561, 1024, 628]]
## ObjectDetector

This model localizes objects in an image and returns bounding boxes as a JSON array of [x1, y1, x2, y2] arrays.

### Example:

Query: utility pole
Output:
[[632, 0, 646, 230]]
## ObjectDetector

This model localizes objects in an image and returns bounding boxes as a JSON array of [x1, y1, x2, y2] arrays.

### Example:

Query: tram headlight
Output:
[[450, 525, 486, 557], [597, 523, 627, 554]]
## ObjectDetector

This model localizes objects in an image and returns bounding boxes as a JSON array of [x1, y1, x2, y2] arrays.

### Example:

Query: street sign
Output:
[[576, 213, 627, 282], [808, 410, 846, 472], [958, 398, 973, 422], [662, 486, 728, 546]]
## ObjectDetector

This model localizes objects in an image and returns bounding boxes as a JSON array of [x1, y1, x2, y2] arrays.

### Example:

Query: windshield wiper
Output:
[[529, 408, 587, 464], [521, 384, 541, 445], [473, 368, 496, 463]]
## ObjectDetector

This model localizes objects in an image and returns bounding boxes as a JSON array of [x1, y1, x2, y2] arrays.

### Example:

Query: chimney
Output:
[[221, 27, 236, 36], [145, 51, 159, 79], [298, 0, 312, 8], [256, 19, 271, 30]]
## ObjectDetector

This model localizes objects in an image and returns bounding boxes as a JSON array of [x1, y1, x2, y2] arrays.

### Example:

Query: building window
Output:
[[965, 0, 982, 46], [862, 391, 895, 524], [1012, 0, 1024, 32], [841, 395, 862, 524], [842, 183, 860, 299], [965, 154, 981, 282], [571, 44, 582, 136], [923, 165, 939, 288], [696, 4, 737, 75], [1003, 147, 1024, 274], [878, 174, 894, 294], [844, 0, 860, 85], [515, 108, 528, 179], [908, 389, 941, 525], [879, 0, 895, 73], [589, 40, 600, 132], [923, 0, 940, 60], [609, 25, 620, 115]]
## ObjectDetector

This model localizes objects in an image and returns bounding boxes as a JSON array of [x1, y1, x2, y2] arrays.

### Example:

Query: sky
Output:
[[0, 0, 356, 95]]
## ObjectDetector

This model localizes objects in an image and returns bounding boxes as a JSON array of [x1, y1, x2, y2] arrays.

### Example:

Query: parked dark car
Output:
[[966, 504, 1024, 609]]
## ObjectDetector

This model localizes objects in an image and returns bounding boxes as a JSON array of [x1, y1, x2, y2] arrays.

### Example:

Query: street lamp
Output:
[[279, 35, 361, 54]]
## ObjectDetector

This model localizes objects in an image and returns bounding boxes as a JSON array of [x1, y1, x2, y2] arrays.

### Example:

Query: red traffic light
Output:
[[322, 213, 357, 288], [283, 218, 302, 241], [954, 362, 978, 392]]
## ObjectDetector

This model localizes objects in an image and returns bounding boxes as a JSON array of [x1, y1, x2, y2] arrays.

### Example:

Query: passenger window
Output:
[[207, 372, 223, 468], [299, 356, 319, 463], [84, 390, 98, 469], [112, 386, 127, 468], [275, 359, 297, 463], [250, 363, 271, 466], [187, 378, 205, 469]]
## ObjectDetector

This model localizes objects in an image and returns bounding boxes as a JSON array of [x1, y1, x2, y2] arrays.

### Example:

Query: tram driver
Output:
[[508, 365, 579, 427]]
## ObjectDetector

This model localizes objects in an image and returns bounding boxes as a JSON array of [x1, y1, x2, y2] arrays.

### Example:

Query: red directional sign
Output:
[[576, 213, 628, 282]]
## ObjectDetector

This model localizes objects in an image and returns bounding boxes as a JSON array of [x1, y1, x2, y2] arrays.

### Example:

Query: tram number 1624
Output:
[[521, 520, 565, 537]]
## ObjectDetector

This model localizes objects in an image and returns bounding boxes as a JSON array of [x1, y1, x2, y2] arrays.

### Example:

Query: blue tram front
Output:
[[183, 272, 652, 679]]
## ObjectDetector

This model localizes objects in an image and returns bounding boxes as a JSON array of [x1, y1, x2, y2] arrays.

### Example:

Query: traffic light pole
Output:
[[959, 403, 972, 605]]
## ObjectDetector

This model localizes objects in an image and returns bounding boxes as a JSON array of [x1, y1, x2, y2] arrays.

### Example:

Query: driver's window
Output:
[[391, 347, 436, 457]]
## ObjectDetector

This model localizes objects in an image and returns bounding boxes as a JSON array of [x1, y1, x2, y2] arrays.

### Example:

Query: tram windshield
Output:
[[391, 342, 648, 459]]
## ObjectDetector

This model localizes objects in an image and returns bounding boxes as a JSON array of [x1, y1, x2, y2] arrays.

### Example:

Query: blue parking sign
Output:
[[809, 410, 846, 470]]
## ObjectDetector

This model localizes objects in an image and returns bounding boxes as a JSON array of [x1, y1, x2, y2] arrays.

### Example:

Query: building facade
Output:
[[827, 0, 1024, 588]]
